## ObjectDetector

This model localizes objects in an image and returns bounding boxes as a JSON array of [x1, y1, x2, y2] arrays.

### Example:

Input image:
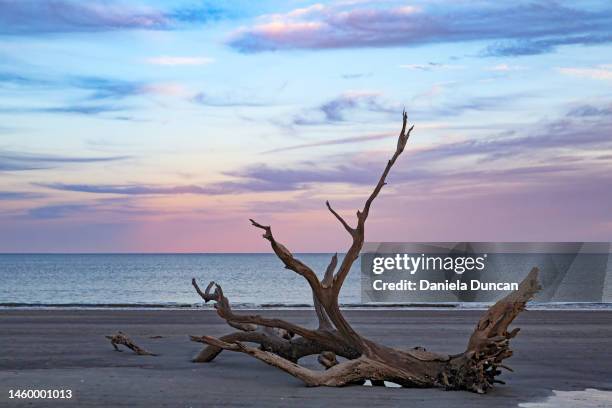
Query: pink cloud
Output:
[[227, 2, 612, 56]]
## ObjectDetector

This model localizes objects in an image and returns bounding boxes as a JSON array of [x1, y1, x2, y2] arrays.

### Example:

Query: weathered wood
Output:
[[190, 112, 540, 393], [106, 331, 157, 356]]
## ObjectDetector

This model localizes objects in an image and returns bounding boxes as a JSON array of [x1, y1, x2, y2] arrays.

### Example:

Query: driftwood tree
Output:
[[191, 112, 541, 393]]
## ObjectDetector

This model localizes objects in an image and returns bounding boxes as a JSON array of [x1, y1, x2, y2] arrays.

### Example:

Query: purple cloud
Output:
[[0, 150, 129, 171], [38, 183, 211, 195], [37, 179, 299, 196], [0, 191, 43, 200], [567, 104, 612, 117], [27, 204, 90, 219], [264, 132, 394, 153], [0, 104, 129, 118], [0, 0, 225, 35], [230, 103, 612, 189], [34, 103, 612, 197], [290, 91, 528, 127], [293, 91, 399, 125], [228, 2, 612, 56], [192, 92, 268, 108]]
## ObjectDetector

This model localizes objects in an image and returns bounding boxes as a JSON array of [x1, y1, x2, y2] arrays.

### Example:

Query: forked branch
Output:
[[190, 278, 359, 362], [333, 110, 414, 293], [249, 219, 322, 293], [326, 201, 355, 236]]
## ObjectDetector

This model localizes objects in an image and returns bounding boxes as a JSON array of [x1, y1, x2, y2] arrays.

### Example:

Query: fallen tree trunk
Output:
[[190, 112, 541, 393]]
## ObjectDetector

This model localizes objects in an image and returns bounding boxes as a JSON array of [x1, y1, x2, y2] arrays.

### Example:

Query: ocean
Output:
[[1, 254, 610, 309], [0, 253, 361, 307]]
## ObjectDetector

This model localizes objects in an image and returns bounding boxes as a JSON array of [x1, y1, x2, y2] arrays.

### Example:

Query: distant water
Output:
[[0, 254, 361, 307], [1, 254, 610, 309]]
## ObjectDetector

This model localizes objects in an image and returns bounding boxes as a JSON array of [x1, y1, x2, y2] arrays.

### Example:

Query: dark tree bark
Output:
[[190, 112, 541, 393]]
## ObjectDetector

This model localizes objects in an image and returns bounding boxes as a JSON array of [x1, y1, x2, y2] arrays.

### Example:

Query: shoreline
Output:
[[1, 302, 611, 311], [1, 309, 611, 407]]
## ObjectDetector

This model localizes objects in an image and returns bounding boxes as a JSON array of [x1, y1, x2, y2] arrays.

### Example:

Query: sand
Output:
[[1, 309, 611, 407]]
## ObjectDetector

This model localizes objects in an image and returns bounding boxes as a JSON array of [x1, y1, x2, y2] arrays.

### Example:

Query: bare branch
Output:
[[191, 329, 356, 363], [196, 336, 324, 386], [196, 336, 379, 387], [191, 331, 289, 362], [193, 278, 333, 343], [326, 201, 355, 236], [106, 331, 157, 356], [249, 219, 322, 293], [192, 280, 216, 302], [333, 112, 414, 293], [192, 278, 257, 331], [196, 335, 425, 388]]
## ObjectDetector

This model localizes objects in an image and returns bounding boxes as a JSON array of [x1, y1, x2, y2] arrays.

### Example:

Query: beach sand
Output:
[[1, 309, 611, 407]]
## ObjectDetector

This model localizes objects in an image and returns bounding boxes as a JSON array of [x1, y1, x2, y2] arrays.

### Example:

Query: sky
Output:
[[0, 0, 611, 252]]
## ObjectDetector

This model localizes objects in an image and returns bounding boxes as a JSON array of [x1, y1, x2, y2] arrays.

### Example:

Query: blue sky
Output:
[[0, 0, 611, 252]]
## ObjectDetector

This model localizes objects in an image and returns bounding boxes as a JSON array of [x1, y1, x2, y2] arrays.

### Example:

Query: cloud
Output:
[[32, 102, 612, 198], [0, 71, 48, 86], [228, 2, 612, 56], [39, 183, 212, 195], [70, 76, 142, 100], [37, 179, 297, 196], [0, 70, 141, 99], [224, 163, 379, 190], [406, 108, 612, 163], [263, 132, 394, 153], [400, 63, 464, 71], [228, 102, 612, 190], [293, 91, 399, 125], [141, 82, 188, 97], [566, 104, 612, 117], [0, 70, 190, 100], [0, 150, 129, 171], [558, 65, 612, 80], [484, 35, 612, 57], [145, 56, 215, 66], [427, 94, 531, 118], [0, 104, 125, 116], [0, 71, 120, 99], [285, 90, 526, 128], [43, 105, 125, 115], [0, 70, 191, 117], [191, 92, 268, 107], [0, 0, 225, 36], [0, 191, 43, 200], [166, 4, 227, 24], [341, 72, 372, 79], [485, 64, 526, 72], [19, 196, 171, 220], [26, 204, 90, 220]]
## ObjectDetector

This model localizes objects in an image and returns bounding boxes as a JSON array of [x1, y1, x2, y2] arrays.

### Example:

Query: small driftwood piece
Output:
[[106, 331, 157, 356], [190, 112, 541, 393]]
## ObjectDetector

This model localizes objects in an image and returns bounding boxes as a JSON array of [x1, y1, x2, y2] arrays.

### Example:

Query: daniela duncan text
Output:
[[372, 279, 519, 291]]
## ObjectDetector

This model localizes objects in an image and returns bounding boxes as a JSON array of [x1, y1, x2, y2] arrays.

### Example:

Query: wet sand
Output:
[[1, 309, 611, 407]]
